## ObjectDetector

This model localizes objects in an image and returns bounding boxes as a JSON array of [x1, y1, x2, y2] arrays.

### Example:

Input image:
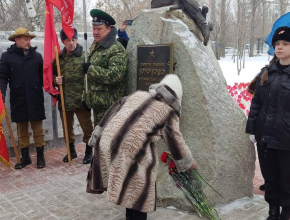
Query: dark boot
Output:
[[126, 208, 133, 220], [280, 207, 290, 220], [63, 142, 77, 162], [132, 209, 147, 220], [83, 144, 93, 164], [36, 146, 45, 168], [267, 205, 280, 220], [179, 0, 213, 46], [201, 6, 208, 19], [15, 147, 32, 169]]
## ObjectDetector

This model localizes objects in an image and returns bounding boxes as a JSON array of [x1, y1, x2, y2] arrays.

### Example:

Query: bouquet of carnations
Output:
[[160, 152, 222, 220]]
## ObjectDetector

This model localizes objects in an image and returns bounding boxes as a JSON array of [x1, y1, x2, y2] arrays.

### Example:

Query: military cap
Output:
[[90, 9, 116, 26], [8, 28, 36, 42], [272, 26, 290, 46], [60, 28, 78, 41]]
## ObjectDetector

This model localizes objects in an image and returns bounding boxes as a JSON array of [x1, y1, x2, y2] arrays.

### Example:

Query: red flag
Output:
[[43, 2, 60, 105], [47, 0, 61, 10], [0, 91, 10, 169], [48, 0, 75, 39]]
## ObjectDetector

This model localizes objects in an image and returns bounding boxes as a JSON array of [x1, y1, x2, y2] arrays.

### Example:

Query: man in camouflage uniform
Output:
[[82, 9, 128, 126], [54, 28, 94, 164]]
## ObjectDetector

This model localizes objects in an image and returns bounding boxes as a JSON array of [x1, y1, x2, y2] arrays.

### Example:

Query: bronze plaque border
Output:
[[136, 44, 174, 91]]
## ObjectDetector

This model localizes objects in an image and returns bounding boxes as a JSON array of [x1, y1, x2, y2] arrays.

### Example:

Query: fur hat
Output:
[[160, 74, 183, 101], [272, 26, 290, 47], [60, 28, 78, 41]]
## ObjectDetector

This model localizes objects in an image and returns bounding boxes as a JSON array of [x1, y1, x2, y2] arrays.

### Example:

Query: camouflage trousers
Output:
[[59, 109, 94, 144], [93, 107, 109, 127], [16, 121, 45, 149]]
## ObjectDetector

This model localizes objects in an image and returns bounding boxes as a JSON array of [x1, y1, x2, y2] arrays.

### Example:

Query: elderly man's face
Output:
[[15, 36, 32, 51], [62, 38, 77, 54], [93, 24, 111, 42]]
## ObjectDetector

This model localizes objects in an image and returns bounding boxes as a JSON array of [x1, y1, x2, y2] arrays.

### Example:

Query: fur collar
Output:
[[60, 43, 83, 57], [100, 26, 117, 49], [150, 83, 181, 113]]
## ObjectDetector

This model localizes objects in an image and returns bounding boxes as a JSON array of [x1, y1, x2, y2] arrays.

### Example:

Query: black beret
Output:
[[272, 26, 290, 46], [60, 28, 78, 41], [90, 9, 116, 26]]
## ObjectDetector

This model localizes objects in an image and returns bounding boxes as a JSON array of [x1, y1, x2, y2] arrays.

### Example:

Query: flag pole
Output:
[[83, 0, 88, 93], [54, 46, 71, 166], [4, 109, 20, 164]]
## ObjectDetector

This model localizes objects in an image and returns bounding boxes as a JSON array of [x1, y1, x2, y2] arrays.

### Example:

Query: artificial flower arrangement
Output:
[[160, 152, 222, 220], [227, 82, 253, 116]]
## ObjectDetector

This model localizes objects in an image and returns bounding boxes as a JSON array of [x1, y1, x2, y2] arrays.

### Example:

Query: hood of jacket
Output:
[[149, 83, 181, 114]]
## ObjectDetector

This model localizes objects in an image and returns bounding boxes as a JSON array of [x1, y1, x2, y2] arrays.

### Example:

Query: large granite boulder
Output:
[[126, 7, 255, 211]]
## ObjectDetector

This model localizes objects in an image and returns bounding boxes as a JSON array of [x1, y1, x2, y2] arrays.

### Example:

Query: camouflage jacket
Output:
[[53, 44, 85, 111], [83, 26, 128, 109]]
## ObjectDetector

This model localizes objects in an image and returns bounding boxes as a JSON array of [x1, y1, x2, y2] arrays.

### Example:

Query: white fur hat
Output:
[[160, 74, 183, 101]]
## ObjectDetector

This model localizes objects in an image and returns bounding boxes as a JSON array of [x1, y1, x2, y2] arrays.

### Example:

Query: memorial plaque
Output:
[[137, 44, 174, 91]]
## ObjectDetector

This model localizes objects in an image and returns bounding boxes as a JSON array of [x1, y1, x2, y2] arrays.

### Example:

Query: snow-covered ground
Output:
[[218, 54, 272, 85]]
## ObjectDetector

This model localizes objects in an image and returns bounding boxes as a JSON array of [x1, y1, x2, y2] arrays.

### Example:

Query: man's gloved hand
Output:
[[249, 135, 256, 144], [83, 62, 91, 74], [82, 101, 91, 112]]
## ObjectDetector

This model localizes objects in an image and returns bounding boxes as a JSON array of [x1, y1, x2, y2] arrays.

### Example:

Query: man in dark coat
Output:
[[0, 28, 46, 169]]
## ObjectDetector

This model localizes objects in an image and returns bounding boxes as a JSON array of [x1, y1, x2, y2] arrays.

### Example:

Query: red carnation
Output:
[[168, 159, 176, 169], [239, 103, 246, 110], [160, 152, 169, 163]]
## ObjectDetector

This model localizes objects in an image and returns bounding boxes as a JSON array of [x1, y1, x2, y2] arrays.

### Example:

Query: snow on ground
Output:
[[218, 54, 272, 85]]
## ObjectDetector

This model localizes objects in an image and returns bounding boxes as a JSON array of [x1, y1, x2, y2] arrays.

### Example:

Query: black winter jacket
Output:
[[246, 61, 290, 150], [0, 44, 45, 122]]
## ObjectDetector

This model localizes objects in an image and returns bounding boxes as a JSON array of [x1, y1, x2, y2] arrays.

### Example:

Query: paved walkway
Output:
[[0, 144, 267, 220]]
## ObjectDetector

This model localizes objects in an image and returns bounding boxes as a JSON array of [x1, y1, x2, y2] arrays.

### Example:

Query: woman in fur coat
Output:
[[87, 74, 197, 220], [246, 26, 290, 220]]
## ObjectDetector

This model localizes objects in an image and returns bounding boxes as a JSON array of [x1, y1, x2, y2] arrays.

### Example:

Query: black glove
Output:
[[83, 62, 91, 74], [82, 101, 91, 112], [54, 94, 61, 102]]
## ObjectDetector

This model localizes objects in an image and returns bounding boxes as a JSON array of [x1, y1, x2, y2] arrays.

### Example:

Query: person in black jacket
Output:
[[0, 28, 46, 169], [246, 26, 290, 220]]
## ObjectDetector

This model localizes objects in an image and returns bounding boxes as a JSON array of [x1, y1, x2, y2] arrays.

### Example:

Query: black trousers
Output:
[[257, 142, 290, 207], [126, 208, 147, 220]]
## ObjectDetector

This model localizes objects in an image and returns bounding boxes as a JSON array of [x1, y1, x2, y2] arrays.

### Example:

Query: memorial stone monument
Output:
[[126, 6, 255, 211]]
